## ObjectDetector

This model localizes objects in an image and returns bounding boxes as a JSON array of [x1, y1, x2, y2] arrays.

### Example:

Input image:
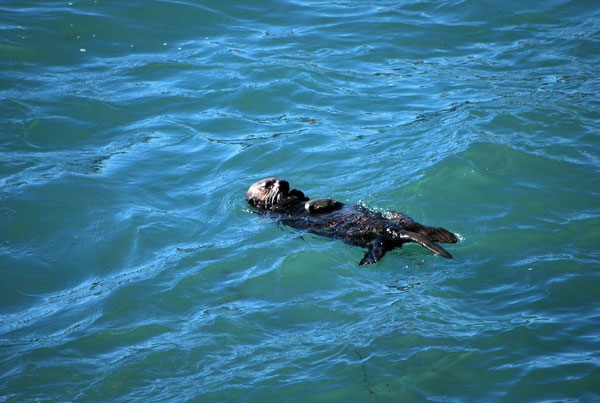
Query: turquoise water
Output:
[[1, 0, 600, 400]]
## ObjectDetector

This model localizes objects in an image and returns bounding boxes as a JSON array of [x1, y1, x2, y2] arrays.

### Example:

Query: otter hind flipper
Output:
[[387, 212, 457, 244], [419, 226, 458, 244], [388, 229, 453, 259]]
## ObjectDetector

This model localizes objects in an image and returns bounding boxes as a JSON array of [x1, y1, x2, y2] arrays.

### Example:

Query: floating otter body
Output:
[[246, 177, 457, 265]]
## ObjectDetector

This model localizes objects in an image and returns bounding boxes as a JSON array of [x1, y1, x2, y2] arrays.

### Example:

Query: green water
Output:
[[1, 0, 600, 401]]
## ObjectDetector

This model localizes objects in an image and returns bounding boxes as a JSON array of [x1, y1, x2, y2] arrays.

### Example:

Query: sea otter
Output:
[[246, 177, 457, 265]]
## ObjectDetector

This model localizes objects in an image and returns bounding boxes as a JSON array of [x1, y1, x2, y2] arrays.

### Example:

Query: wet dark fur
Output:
[[246, 177, 458, 265]]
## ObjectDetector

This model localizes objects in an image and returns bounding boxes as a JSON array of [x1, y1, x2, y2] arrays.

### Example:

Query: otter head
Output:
[[246, 177, 308, 211]]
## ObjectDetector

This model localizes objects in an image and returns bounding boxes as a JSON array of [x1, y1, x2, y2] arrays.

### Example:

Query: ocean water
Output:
[[1, 0, 600, 401]]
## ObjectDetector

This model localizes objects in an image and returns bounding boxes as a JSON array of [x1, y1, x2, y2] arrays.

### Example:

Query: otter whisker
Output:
[[267, 191, 276, 208]]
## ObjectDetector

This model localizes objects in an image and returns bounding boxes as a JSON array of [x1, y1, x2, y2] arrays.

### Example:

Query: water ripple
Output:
[[2, 0, 600, 400]]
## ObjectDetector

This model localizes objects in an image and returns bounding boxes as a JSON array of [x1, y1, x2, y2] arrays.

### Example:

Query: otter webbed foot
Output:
[[359, 238, 391, 266], [304, 199, 343, 214]]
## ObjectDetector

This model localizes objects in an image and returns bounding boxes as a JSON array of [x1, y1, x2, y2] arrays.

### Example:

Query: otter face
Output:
[[246, 177, 291, 210]]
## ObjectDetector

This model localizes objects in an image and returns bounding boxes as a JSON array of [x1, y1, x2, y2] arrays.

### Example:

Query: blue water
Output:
[[1, 0, 600, 401]]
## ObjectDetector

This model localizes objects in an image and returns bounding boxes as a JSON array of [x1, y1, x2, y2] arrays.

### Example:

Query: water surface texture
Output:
[[2, 0, 600, 401]]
